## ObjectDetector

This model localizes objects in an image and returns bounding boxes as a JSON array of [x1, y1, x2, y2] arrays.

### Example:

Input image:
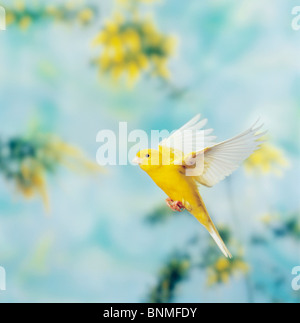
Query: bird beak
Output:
[[132, 157, 143, 165]]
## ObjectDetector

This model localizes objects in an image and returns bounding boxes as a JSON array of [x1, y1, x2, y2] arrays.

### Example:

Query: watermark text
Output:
[[96, 122, 207, 176], [0, 6, 6, 31], [292, 6, 300, 30], [292, 266, 300, 291], [0, 266, 6, 291]]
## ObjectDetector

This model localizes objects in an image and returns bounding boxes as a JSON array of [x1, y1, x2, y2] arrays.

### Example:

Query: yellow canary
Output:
[[133, 115, 265, 258]]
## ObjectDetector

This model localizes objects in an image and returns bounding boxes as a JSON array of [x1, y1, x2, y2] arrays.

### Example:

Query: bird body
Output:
[[133, 115, 265, 258], [141, 149, 202, 213]]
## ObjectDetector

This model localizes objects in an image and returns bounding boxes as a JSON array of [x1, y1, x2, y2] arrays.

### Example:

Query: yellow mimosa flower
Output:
[[128, 61, 140, 84], [1, 134, 101, 212], [207, 270, 218, 286], [112, 65, 124, 80], [244, 143, 289, 176], [233, 260, 249, 273], [100, 50, 112, 70], [65, 0, 76, 11], [220, 272, 230, 284], [6, 12, 16, 25], [78, 8, 94, 24], [14, 0, 25, 12], [106, 21, 119, 34], [137, 54, 149, 69], [6, 2, 96, 29], [92, 32, 108, 47], [19, 16, 32, 30], [123, 29, 141, 52], [215, 258, 230, 271], [93, 12, 175, 86]]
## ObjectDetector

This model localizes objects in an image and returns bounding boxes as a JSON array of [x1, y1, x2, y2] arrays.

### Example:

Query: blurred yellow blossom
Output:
[[78, 8, 94, 24], [6, 12, 16, 25], [244, 143, 289, 176], [17, 159, 49, 209], [19, 16, 32, 30], [4, 1, 97, 30], [14, 0, 25, 12], [65, 0, 77, 11], [118, 0, 159, 8], [45, 5, 61, 18], [0, 134, 101, 211], [207, 256, 249, 286], [260, 213, 279, 224], [93, 14, 176, 87], [215, 257, 230, 271], [148, 254, 190, 303], [198, 226, 250, 286], [260, 210, 300, 240]]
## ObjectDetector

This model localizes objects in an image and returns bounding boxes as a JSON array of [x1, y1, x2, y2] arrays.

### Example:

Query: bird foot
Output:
[[165, 198, 185, 212]]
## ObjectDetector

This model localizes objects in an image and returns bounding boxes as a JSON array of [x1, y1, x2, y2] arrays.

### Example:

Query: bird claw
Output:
[[165, 198, 185, 212]]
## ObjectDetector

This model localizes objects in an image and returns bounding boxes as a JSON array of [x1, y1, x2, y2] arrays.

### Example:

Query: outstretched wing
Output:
[[159, 114, 217, 155], [184, 121, 266, 186]]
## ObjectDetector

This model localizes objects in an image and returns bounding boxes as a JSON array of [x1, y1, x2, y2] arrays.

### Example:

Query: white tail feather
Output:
[[209, 228, 232, 258]]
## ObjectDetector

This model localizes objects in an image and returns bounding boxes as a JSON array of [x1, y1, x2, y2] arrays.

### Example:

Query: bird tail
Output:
[[207, 222, 232, 259], [192, 200, 232, 258]]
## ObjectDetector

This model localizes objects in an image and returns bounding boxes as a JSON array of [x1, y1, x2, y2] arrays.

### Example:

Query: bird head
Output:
[[132, 149, 161, 171]]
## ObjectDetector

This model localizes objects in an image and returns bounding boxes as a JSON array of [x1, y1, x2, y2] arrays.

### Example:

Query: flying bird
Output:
[[133, 115, 265, 258]]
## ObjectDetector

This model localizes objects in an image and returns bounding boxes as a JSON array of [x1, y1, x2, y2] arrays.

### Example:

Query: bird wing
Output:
[[159, 114, 217, 156], [183, 121, 266, 186]]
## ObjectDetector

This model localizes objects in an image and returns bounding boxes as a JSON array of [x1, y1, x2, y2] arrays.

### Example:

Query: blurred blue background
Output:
[[0, 0, 299, 302]]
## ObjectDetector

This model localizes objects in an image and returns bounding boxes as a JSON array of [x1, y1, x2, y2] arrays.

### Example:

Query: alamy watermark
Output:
[[0, 6, 6, 31], [292, 6, 300, 30], [96, 122, 207, 176], [0, 266, 6, 291], [292, 266, 300, 291]]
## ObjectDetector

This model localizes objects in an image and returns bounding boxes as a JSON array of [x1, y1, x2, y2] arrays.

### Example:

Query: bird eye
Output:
[[145, 154, 150, 158]]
